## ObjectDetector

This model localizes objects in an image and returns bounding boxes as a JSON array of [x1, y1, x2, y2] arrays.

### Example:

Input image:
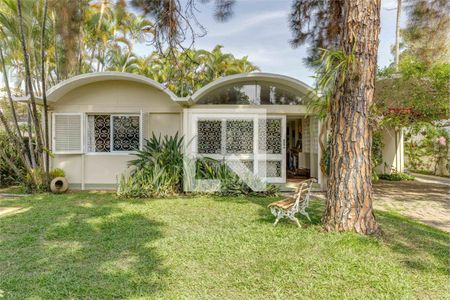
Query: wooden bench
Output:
[[268, 178, 317, 227]]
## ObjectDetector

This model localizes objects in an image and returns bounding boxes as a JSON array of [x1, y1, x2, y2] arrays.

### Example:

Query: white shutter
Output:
[[52, 113, 84, 154]]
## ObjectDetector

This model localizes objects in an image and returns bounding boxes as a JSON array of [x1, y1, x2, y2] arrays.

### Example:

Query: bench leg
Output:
[[287, 214, 301, 228], [300, 210, 311, 222], [292, 217, 301, 228], [273, 217, 281, 226]]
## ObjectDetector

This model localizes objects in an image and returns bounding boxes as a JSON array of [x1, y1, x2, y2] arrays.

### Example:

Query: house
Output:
[[44, 71, 404, 191]]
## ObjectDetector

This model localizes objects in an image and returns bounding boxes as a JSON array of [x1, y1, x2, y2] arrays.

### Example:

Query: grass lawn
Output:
[[0, 192, 448, 299]]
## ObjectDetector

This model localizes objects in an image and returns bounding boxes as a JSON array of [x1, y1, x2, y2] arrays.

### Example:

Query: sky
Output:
[[135, 0, 406, 86]]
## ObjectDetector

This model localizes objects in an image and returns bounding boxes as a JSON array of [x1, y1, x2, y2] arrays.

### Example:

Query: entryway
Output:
[[286, 116, 320, 188]]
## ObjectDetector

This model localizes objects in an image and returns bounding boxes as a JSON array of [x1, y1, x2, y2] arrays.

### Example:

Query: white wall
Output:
[[375, 127, 404, 174], [50, 80, 183, 189]]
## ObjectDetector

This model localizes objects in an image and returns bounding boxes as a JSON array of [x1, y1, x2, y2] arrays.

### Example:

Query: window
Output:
[[87, 114, 141, 153], [196, 81, 305, 105], [194, 115, 286, 182]]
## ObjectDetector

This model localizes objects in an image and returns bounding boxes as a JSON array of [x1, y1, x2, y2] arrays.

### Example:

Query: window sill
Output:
[[84, 152, 138, 156]]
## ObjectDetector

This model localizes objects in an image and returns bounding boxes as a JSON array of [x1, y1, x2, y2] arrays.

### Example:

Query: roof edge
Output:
[[189, 72, 316, 103], [47, 72, 179, 102]]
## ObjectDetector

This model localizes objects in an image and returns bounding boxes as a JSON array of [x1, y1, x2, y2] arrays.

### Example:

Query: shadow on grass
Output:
[[0, 192, 166, 299], [215, 194, 449, 274], [377, 210, 449, 275], [214, 195, 324, 227]]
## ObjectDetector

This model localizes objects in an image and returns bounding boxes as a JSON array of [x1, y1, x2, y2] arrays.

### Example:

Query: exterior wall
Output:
[[375, 127, 404, 174], [50, 80, 182, 189], [148, 113, 181, 137]]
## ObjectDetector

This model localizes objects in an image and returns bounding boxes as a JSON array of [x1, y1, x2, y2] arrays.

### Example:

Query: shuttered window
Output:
[[53, 113, 84, 154]]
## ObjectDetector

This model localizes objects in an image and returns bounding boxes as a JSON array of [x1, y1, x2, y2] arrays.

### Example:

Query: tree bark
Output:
[[323, 0, 381, 234]]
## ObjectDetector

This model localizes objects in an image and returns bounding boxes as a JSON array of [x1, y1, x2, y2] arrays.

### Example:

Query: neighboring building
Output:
[[37, 72, 402, 190]]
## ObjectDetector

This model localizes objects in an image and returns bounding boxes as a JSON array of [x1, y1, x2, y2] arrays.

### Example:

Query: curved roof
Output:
[[47, 71, 178, 102], [189, 72, 315, 104], [46, 71, 315, 105]]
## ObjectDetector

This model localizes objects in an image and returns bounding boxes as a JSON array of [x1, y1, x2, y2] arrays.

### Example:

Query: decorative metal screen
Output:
[[227, 160, 254, 174], [193, 114, 285, 182], [258, 118, 282, 154], [112, 116, 140, 151], [87, 114, 140, 152], [197, 120, 222, 154], [88, 115, 111, 152], [225, 120, 253, 154], [258, 160, 282, 178]]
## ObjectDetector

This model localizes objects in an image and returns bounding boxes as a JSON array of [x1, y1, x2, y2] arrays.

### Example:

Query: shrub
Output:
[[195, 158, 279, 196], [379, 172, 415, 181], [0, 132, 24, 187], [118, 133, 184, 198], [50, 168, 65, 179], [117, 133, 279, 198]]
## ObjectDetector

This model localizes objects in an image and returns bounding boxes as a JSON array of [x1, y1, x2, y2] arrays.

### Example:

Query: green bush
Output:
[[0, 132, 24, 187], [379, 172, 415, 181], [195, 158, 279, 196], [117, 133, 279, 198], [118, 133, 184, 198]]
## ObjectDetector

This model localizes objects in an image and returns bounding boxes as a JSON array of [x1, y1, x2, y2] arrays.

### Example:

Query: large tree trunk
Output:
[[323, 0, 381, 234]]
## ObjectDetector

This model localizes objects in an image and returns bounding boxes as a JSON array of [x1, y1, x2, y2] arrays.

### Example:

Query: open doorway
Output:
[[286, 117, 312, 185]]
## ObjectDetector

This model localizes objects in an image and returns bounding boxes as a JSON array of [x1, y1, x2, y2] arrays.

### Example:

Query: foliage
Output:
[[307, 48, 355, 120], [119, 133, 184, 198], [117, 166, 179, 198], [375, 56, 450, 127], [49, 168, 65, 179], [307, 48, 354, 177], [119, 133, 278, 198], [195, 158, 279, 196], [379, 172, 415, 181], [0, 132, 23, 187], [404, 122, 449, 176], [130, 0, 235, 51], [372, 130, 384, 181], [0, 192, 448, 298], [402, 0, 450, 64], [133, 45, 258, 97], [0, 0, 256, 192], [289, 1, 341, 66]]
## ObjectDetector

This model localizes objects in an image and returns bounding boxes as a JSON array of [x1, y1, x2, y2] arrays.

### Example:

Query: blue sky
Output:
[[135, 0, 405, 86]]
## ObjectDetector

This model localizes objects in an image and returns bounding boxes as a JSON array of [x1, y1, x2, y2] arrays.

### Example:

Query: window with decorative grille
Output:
[[87, 114, 141, 153]]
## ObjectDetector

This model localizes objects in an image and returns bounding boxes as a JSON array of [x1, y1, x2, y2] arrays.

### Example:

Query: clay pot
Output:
[[50, 177, 69, 193]]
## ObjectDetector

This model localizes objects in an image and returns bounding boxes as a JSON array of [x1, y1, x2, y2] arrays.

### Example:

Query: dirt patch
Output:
[[311, 174, 449, 232], [373, 174, 449, 232]]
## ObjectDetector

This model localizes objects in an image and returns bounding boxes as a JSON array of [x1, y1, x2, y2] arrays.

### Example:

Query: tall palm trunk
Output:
[[41, 0, 50, 187], [17, 0, 44, 167], [323, 0, 381, 234], [394, 0, 402, 71], [0, 48, 32, 170]]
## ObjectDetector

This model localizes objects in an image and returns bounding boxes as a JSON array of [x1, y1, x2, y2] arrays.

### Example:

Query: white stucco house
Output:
[[41, 71, 403, 191]]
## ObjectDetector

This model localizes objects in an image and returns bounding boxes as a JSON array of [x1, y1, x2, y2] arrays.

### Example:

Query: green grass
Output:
[[0, 193, 448, 299]]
